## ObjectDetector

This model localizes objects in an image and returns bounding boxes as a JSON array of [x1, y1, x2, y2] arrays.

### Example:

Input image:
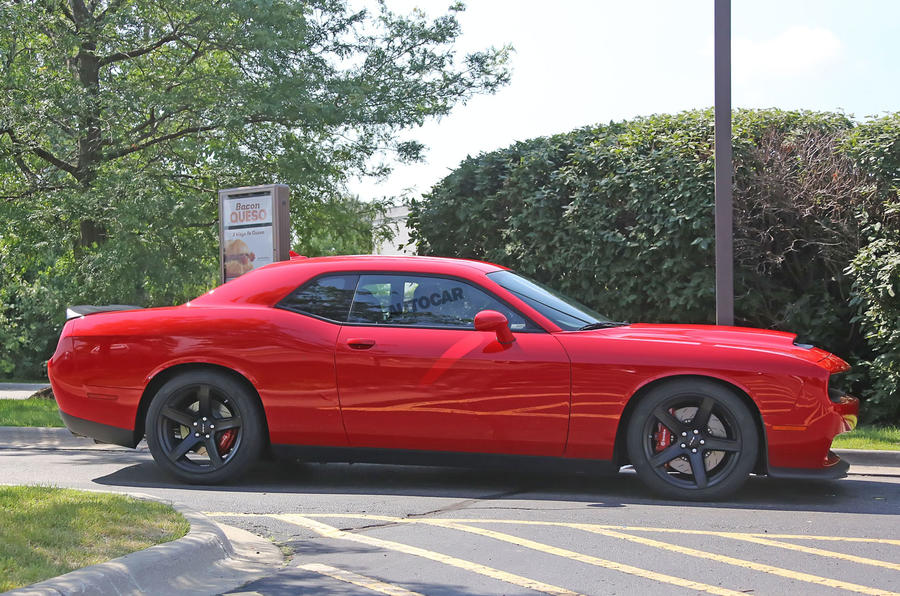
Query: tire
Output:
[[145, 369, 264, 484], [626, 378, 759, 500]]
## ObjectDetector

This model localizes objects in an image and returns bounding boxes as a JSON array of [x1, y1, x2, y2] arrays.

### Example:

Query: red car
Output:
[[49, 255, 858, 499]]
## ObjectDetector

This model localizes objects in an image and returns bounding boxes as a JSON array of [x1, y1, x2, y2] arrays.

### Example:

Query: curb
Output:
[[0, 384, 49, 400], [5, 497, 282, 596], [0, 426, 144, 451], [834, 449, 900, 468]]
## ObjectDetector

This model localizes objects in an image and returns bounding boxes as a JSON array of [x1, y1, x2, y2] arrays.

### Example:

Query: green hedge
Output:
[[409, 109, 900, 423]]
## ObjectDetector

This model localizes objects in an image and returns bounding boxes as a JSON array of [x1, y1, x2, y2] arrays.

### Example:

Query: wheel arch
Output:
[[613, 374, 768, 474], [135, 362, 271, 450]]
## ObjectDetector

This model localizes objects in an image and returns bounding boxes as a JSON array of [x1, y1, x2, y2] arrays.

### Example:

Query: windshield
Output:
[[487, 270, 610, 330]]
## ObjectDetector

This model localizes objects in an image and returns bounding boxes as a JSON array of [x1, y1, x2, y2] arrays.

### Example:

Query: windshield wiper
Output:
[[577, 321, 629, 331]]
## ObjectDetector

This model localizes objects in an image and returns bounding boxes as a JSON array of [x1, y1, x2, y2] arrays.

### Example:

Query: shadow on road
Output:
[[83, 452, 900, 516]]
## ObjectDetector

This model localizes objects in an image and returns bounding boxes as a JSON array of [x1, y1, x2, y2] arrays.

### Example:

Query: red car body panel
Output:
[[335, 325, 571, 455], [559, 325, 845, 469], [48, 255, 858, 476]]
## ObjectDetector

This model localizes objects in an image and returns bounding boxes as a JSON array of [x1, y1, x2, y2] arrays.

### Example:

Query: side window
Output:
[[348, 274, 531, 330], [277, 274, 359, 322]]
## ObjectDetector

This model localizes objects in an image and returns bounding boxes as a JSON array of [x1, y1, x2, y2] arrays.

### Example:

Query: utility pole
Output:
[[714, 0, 734, 326]]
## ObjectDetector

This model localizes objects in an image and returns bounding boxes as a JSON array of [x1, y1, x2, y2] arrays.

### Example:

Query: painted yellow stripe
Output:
[[296, 514, 900, 594], [206, 513, 900, 594], [214, 513, 742, 595], [298, 563, 424, 596], [274, 514, 580, 596], [601, 526, 900, 547], [301, 514, 900, 546], [720, 534, 900, 572], [425, 520, 746, 596], [574, 526, 900, 596]]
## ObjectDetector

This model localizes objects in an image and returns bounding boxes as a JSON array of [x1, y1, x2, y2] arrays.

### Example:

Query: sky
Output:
[[349, 0, 900, 202]]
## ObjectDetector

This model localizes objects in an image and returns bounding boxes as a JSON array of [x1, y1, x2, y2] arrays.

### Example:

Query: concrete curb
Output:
[[0, 383, 49, 400], [834, 449, 900, 468], [5, 496, 283, 596], [0, 426, 145, 451]]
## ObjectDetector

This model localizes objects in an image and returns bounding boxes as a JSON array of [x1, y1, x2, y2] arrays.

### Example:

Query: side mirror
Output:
[[474, 310, 515, 345]]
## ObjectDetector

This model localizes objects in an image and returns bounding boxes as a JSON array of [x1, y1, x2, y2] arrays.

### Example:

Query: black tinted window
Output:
[[487, 270, 609, 330], [348, 274, 531, 330], [278, 274, 359, 322]]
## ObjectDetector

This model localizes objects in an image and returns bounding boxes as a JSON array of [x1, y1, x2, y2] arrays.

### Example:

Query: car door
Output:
[[334, 273, 572, 456]]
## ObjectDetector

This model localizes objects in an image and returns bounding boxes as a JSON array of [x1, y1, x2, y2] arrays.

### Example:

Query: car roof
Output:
[[273, 254, 507, 274], [190, 254, 509, 307]]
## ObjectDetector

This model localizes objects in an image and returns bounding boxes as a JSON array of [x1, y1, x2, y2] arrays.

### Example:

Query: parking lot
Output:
[[215, 511, 900, 595], [1, 438, 897, 595]]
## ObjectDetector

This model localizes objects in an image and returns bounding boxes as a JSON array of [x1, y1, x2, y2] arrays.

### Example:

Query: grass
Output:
[[0, 398, 64, 427], [0, 485, 189, 591], [832, 425, 900, 451]]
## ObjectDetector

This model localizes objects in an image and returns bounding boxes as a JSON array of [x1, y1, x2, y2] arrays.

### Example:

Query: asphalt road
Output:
[[1, 445, 898, 595]]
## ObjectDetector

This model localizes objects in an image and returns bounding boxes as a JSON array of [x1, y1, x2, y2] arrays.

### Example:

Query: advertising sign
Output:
[[218, 185, 290, 283]]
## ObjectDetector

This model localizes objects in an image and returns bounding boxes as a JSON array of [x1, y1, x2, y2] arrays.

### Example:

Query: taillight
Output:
[[59, 318, 78, 338], [50, 320, 78, 363], [52, 336, 73, 358]]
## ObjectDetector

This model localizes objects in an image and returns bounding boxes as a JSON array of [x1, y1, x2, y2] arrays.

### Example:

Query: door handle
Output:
[[347, 338, 376, 349]]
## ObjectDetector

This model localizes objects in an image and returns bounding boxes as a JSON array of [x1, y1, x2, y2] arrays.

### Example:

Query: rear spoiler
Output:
[[66, 305, 144, 320]]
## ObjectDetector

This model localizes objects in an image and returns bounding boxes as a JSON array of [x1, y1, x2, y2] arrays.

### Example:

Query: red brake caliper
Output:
[[217, 429, 237, 453], [654, 423, 671, 452]]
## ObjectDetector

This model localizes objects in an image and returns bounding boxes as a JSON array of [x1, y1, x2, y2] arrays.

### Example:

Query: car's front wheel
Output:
[[146, 369, 264, 484], [626, 379, 759, 500]]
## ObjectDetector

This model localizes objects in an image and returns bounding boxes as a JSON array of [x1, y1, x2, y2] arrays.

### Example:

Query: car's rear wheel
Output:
[[146, 369, 264, 484], [626, 379, 759, 500]]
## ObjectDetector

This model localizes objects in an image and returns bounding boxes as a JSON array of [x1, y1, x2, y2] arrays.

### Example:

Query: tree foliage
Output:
[[0, 0, 510, 378], [409, 109, 900, 423]]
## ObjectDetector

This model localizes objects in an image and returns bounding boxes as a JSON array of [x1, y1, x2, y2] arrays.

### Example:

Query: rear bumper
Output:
[[59, 410, 140, 448]]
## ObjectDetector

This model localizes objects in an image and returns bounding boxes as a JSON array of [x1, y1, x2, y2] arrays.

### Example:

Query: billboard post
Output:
[[218, 184, 290, 283]]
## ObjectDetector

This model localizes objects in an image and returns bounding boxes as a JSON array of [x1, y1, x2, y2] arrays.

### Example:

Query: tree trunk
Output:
[[78, 220, 107, 248], [71, 0, 107, 250]]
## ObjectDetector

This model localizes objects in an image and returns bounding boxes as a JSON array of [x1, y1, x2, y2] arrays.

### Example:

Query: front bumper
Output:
[[831, 394, 859, 433], [766, 393, 860, 472], [768, 451, 850, 479]]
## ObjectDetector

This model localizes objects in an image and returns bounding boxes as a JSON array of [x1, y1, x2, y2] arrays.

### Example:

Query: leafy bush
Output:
[[409, 108, 900, 422], [849, 206, 900, 421], [844, 114, 900, 422]]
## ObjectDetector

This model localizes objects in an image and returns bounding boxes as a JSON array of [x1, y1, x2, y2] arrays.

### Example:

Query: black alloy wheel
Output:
[[626, 379, 759, 500], [146, 370, 264, 484]]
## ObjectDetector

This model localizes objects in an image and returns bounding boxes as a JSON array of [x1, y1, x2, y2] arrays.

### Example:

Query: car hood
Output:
[[572, 323, 849, 372]]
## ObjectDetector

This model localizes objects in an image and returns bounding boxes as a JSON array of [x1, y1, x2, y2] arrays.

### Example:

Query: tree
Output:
[[0, 0, 510, 378], [408, 109, 900, 422]]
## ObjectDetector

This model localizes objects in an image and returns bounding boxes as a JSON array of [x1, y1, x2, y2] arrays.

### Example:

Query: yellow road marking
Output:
[[596, 526, 900, 547], [299, 514, 900, 546], [287, 514, 743, 595], [720, 534, 900, 572], [426, 520, 746, 596], [296, 514, 900, 595], [274, 514, 580, 596], [574, 525, 900, 596], [205, 512, 900, 595], [298, 563, 424, 596]]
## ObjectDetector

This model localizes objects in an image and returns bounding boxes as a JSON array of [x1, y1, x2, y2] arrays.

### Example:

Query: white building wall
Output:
[[373, 205, 414, 255]]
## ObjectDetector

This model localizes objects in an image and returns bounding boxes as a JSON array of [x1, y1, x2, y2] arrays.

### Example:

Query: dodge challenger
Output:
[[48, 255, 859, 499]]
